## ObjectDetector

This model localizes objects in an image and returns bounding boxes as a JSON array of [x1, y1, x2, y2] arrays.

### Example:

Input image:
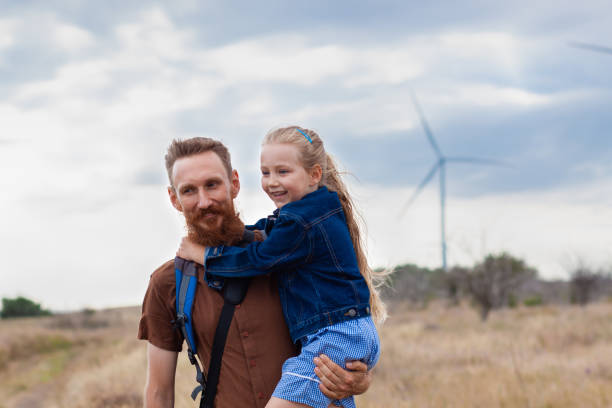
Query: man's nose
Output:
[[196, 189, 213, 209]]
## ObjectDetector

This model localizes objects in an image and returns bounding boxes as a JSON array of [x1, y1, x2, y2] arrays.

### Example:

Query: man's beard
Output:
[[184, 201, 245, 247]]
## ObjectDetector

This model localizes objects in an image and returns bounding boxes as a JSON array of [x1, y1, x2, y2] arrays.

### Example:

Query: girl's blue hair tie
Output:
[[296, 128, 313, 143]]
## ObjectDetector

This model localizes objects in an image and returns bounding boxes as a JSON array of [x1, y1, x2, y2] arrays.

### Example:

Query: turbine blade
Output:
[[446, 156, 514, 168], [568, 41, 612, 56], [398, 162, 440, 219], [409, 91, 443, 159]]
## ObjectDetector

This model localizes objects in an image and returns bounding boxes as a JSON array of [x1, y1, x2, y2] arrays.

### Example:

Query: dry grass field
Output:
[[0, 302, 611, 408]]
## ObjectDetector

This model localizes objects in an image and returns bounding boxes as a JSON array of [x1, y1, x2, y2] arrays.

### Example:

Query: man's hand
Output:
[[313, 354, 372, 400], [176, 236, 206, 265]]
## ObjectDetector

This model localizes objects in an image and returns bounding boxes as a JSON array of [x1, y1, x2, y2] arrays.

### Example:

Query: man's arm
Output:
[[144, 343, 178, 408], [314, 355, 372, 400]]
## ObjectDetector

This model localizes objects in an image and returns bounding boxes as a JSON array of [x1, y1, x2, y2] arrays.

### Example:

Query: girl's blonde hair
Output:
[[263, 126, 387, 323]]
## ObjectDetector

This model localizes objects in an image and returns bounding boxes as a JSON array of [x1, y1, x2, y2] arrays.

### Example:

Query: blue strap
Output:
[[174, 257, 206, 401], [176, 259, 198, 353]]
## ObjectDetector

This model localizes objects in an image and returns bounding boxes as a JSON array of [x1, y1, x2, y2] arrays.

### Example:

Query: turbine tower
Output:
[[399, 92, 507, 272]]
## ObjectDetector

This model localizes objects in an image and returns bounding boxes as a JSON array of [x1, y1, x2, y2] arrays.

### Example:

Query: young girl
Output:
[[178, 126, 386, 408]]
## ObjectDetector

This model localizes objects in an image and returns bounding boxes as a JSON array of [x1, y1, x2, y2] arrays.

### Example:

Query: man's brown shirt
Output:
[[138, 260, 297, 407]]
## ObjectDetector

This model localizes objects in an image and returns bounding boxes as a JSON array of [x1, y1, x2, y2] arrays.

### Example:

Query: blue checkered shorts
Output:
[[272, 316, 380, 408]]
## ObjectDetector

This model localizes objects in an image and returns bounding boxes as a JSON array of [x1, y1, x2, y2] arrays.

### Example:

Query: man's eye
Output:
[[206, 182, 218, 188], [181, 188, 193, 194]]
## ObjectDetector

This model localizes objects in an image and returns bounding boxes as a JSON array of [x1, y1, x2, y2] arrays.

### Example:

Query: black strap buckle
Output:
[[187, 348, 198, 365], [191, 384, 203, 401]]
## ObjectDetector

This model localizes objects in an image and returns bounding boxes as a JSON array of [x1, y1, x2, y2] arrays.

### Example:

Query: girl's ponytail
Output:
[[324, 154, 387, 324]]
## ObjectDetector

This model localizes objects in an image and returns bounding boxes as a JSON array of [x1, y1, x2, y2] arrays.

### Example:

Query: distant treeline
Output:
[[4, 254, 611, 322], [379, 252, 612, 320], [1, 296, 51, 319]]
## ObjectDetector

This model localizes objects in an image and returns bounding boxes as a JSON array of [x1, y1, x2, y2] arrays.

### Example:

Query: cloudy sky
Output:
[[1, 1, 611, 310]]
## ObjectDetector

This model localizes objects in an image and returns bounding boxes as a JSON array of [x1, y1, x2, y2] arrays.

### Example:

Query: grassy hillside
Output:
[[1, 302, 611, 407]]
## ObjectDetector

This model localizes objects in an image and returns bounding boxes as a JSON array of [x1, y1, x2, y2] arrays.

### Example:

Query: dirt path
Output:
[[0, 307, 144, 408]]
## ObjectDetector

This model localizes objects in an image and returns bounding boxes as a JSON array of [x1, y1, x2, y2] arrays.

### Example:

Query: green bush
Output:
[[1, 296, 52, 319], [81, 307, 96, 316], [523, 296, 544, 307], [0, 348, 8, 370], [508, 294, 518, 308]]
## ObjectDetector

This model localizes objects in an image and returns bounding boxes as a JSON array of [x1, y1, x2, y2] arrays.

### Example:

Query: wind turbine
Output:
[[399, 92, 508, 272], [568, 42, 612, 56]]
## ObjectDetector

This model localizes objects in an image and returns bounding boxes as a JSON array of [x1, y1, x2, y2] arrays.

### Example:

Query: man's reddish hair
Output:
[[165, 137, 233, 186]]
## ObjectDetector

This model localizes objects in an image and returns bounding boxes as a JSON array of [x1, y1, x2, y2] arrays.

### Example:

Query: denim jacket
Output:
[[204, 186, 371, 343]]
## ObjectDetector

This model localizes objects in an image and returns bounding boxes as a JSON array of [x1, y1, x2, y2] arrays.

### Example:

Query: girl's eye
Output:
[[261, 171, 269, 176], [279, 169, 289, 174]]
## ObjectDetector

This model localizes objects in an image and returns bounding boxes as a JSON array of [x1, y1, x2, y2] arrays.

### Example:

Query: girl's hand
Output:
[[313, 354, 371, 399], [177, 237, 206, 265]]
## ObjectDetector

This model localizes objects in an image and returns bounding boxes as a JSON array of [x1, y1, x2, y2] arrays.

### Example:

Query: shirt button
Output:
[[346, 308, 357, 317], [257, 392, 265, 399], [241, 331, 249, 338], [250, 360, 256, 367], [212, 280, 221, 287]]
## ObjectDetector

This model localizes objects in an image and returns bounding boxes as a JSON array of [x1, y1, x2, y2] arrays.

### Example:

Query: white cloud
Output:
[[449, 85, 599, 109], [439, 31, 522, 75], [0, 18, 18, 66], [50, 21, 94, 52], [236, 92, 279, 117], [0, 18, 17, 49], [229, 94, 421, 137], [343, 48, 425, 87], [451, 84, 552, 107], [114, 7, 195, 61], [16, 59, 112, 102], [104, 75, 222, 126], [200, 35, 352, 85], [13, 14, 95, 53], [197, 32, 521, 89], [570, 161, 612, 180]]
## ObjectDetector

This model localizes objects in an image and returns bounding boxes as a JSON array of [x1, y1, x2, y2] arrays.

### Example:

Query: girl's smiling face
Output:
[[260, 143, 321, 208]]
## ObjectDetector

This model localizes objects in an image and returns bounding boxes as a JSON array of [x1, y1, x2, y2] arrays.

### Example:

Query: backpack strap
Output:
[[202, 277, 250, 408], [174, 257, 206, 399], [174, 254, 251, 408]]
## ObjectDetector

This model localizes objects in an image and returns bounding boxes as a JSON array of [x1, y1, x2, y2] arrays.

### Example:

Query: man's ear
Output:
[[309, 164, 323, 186], [230, 169, 240, 199], [168, 186, 183, 212]]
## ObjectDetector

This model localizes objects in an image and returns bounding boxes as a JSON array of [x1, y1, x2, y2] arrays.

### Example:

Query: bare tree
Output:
[[570, 266, 603, 305], [465, 253, 537, 320], [381, 264, 445, 308], [445, 266, 469, 306]]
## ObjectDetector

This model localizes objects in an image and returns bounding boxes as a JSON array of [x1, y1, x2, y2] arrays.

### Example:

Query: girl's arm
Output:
[[176, 215, 271, 266], [177, 214, 271, 265], [205, 213, 309, 278]]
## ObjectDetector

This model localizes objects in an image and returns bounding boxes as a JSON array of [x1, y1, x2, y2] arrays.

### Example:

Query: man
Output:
[[138, 137, 371, 407]]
